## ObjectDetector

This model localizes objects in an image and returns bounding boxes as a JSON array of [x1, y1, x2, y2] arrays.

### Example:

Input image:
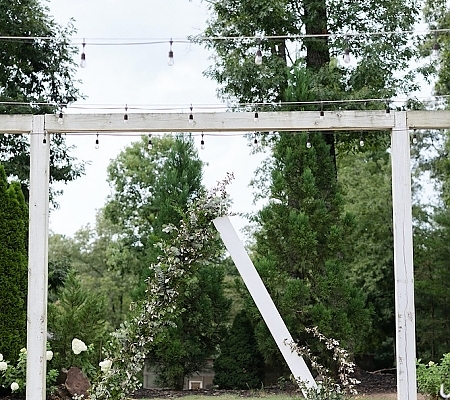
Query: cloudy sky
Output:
[[47, 0, 266, 240]]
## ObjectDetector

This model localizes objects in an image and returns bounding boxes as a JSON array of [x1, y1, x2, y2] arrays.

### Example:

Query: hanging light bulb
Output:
[[148, 134, 153, 150], [253, 133, 258, 147], [343, 38, 351, 64], [412, 131, 418, 144], [306, 134, 312, 149], [124, 104, 128, 123], [319, 102, 324, 119], [200, 133, 205, 150], [168, 38, 174, 66], [254, 107, 259, 122], [42, 134, 47, 146], [95, 133, 99, 149], [255, 39, 263, 65], [189, 105, 195, 126], [385, 100, 391, 114], [57, 110, 64, 125], [359, 135, 365, 147], [80, 39, 87, 68]]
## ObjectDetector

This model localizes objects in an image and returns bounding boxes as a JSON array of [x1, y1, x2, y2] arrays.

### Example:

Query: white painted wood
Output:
[[391, 112, 417, 400], [0, 114, 32, 133], [44, 110, 395, 133], [26, 116, 50, 400], [407, 110, 450, 130], [213, 216, 316, 396]]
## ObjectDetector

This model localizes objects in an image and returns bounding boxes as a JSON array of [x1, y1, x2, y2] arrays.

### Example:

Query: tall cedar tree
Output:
[[249, 132, 371, 370], [0, 164, 28, 361], [203, 0, 420, 369]]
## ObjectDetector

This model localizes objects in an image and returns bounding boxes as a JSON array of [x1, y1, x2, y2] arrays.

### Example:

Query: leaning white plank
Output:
[[213, 216, 316, 396]]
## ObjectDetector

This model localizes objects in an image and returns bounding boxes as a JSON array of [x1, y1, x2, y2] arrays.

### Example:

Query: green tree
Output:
[[47, 269, 110, 378], [248, 133, 371, 370], [104, 135, 204, 300], [0, 164, 28, 361], [213, 309, 265, 389], [338, 150, 395, 368], [0, 0, 85, 202]]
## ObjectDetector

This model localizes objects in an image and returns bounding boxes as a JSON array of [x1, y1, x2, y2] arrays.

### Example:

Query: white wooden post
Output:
[[391, 111, 417, 400], [26, 115, 50, 400], [213, 216, 316, 396]]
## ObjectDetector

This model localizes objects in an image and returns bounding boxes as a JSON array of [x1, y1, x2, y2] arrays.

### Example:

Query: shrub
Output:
[[417, 353, 450, 399]]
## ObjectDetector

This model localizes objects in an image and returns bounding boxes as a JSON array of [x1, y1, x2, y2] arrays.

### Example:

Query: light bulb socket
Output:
[[255, 49, 263, 65]]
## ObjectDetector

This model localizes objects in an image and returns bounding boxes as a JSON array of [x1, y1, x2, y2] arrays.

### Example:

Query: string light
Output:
[[255, 38, 263, 65], [254, 107, 259, 121], [42, 134, 47, 146], [412, 130, 418, 144], [253, 132, 258, 147], [189, 105, 195, 126], [359, 134, 365, 147], [306, 134, 312, 149], [200, 132, 205, 149], [57, 109, 64, 125], [95, 133, 99, 149], [385, 100, 391, 114], [124, 104, 128, 123], [80, 39, 87, 68], [168, 38, 174, 66], [320, 102, 324, 119], [148, 134, 153, 149]]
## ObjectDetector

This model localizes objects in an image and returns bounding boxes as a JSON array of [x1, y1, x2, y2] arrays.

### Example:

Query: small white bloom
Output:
[[46, 350, 53, 361], [0, 354, 3, 361], [0, 361, 7, 371], [71, 338, 87, 355], [20, 348, 27, 354], [99, 359, 112, 373], [11, 382, 19, 391]]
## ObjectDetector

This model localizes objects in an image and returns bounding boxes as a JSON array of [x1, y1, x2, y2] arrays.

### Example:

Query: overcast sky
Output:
[[47, 0, 266, 240]]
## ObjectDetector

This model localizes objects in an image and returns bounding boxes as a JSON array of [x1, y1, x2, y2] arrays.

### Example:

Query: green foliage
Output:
[[104, 134, 204, 301], [0, 347, 58, 396], [338, 151, 395, 368], [48, 270, 110, 380], [213, 310, 265, 389], [248, 133, 371, 367], [90, 175, 234, 400], [417, 353, 450, 399], [0, 0, 85, 203], [0, 164, 28, 362]]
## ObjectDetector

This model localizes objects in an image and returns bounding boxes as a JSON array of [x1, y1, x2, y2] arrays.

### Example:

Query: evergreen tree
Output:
[[213, 310, 265, 389], [0, 164, 28, 361], [249, 132, 371, 368], [47, 269, 110, 378]]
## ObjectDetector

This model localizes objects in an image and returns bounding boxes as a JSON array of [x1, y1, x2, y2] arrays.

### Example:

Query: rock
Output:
[[65, 367, 91, 398]]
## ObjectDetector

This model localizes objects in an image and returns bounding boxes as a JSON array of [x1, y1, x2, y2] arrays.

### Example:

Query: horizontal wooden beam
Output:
[[0, 110, 449, 134]]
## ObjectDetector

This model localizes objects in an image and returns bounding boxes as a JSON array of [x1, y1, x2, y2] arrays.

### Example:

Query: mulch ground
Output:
[[0, 369, 399, 399]]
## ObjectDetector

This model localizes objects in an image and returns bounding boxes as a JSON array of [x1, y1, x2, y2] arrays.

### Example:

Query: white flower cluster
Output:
[[72, 338, 88, 355]]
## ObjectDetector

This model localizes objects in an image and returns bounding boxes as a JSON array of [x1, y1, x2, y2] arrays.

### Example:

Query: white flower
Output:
[[71, 338, 87, 355], [99, 359, 112, 373], [46, 350, 54, 361], [20, 348, 27, 354], [0, 361, 7, 371], [0, 354, 3, 361], [11, 382, 19, 391]]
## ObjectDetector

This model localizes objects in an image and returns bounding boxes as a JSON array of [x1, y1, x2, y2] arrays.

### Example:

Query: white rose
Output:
[[71, 338, 87, 355], [99, 359, 112, 373], [0, 361, 7, 371], [11, 382, 19, 391], [46, 350, 53, 361]]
